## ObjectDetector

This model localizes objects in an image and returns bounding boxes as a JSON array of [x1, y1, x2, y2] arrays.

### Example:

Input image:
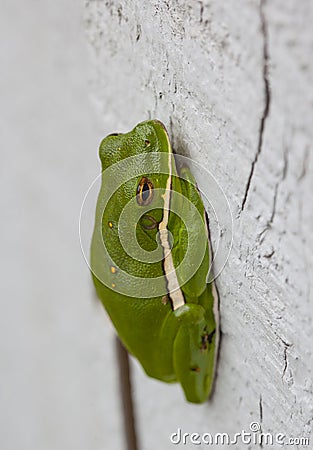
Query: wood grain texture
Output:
[[85, 0, 313, 448]]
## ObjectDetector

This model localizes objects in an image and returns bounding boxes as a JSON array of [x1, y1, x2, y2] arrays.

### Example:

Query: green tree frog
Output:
[[91, 120, 219, 403]]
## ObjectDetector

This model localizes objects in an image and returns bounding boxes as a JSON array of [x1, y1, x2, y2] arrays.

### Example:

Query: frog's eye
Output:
[[136, 177, 154, 206]]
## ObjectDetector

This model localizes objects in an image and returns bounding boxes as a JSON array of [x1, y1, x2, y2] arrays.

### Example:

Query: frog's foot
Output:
[[172, 304, 217, 403]]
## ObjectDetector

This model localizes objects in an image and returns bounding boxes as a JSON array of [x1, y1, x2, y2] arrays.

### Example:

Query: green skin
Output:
[[91, 120, 219, 403]]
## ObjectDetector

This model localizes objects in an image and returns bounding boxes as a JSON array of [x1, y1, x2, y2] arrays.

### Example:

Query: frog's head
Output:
[[98, 120, 178, 243], [99, 120, 170, 170]]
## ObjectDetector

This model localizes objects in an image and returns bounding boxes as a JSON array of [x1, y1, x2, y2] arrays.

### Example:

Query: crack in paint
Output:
[[259, 394, 263, 449], [298, 146, 309, 182], [240, 0, 271, 212], [258, 144, 289, 242], [282, 345, 289, 379], [280, 337, 292, 381], [199, 1, 204, 23]]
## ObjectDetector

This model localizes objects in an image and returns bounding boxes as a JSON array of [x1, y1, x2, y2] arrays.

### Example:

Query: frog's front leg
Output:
[[172, 303, 217, 403]]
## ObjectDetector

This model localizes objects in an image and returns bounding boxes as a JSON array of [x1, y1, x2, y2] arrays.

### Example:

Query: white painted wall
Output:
[[1, 1, 123, 449], [1, 1, 312, 450]]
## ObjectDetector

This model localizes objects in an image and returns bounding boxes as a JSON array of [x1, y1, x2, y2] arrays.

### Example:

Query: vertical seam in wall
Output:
[[116, 337, 139, 450]]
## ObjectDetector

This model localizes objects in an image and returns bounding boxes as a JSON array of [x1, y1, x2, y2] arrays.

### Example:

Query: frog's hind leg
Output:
[[172, 304, 217, 404]]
